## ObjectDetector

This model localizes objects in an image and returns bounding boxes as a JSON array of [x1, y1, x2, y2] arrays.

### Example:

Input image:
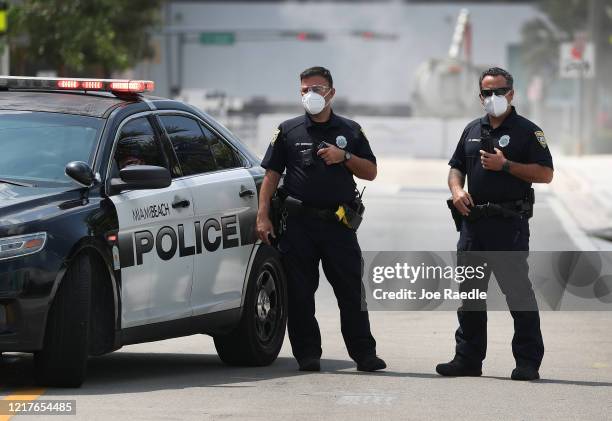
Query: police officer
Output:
[[437, 67, 553, 381], [256, 66, 386, 372]]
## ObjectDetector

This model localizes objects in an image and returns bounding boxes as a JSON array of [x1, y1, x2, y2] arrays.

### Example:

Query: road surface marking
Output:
[[336, 393, 397, 406], [0, 388, 45, 421]]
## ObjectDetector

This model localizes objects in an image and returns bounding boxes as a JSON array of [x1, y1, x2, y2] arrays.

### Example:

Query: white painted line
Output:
[[336, 393, 397, 406], [547, 196, 598, 251]]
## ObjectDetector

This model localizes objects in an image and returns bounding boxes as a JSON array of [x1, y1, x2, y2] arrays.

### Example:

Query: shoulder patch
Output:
[[360, 127, 368, 140], [270, 128, 280, 145], [534, 130, 547, 149]]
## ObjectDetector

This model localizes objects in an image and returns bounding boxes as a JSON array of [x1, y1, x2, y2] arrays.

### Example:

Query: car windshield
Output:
[[0, 111, 103, 187]]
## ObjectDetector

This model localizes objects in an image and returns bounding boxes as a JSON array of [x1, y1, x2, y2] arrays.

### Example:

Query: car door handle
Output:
[[172, 199, 191, 208], [239, 188, 255, 198]]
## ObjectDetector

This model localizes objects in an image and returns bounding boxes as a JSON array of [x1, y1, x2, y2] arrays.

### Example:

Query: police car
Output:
[[0, 76, 287, 387]]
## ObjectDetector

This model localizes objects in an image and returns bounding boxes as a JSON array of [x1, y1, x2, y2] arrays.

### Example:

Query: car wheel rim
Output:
[[254, 264, 280, 344]]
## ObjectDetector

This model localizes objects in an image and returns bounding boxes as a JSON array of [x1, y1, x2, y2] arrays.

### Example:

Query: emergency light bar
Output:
[[0, 76, 155, 94]]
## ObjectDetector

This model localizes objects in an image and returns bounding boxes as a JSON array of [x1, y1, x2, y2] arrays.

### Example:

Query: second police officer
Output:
[[437, 67, 554, 381], [256, 66, 386, 372]]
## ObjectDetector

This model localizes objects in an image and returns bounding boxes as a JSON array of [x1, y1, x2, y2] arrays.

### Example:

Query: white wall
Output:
[[255, 113, 471, 159], [146, 1, 541, 103]]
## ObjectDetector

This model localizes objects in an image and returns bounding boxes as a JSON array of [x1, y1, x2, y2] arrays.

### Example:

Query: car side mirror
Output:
[[65, 161, 95, 187], [109, 165, 171, 195]]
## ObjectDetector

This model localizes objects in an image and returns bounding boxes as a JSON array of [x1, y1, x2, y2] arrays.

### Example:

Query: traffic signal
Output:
[[281, 31, 326, 41], [351, 31, 398, 41]]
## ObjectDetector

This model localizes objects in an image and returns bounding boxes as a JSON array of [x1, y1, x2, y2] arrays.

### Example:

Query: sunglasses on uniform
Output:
[[300, 85, 331, 95], [480, 87, 512, 97]]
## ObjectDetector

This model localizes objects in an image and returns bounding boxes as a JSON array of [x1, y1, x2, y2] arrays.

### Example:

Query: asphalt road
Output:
[[1, 159, 611, 421]]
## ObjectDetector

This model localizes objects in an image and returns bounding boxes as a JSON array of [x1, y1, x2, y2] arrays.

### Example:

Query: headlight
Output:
[[0, 232, 47, 260]]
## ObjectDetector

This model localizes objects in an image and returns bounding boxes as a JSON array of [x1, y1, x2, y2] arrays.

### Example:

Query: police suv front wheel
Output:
[[34, 253, 91, 387], [214, 246, 287, 366]]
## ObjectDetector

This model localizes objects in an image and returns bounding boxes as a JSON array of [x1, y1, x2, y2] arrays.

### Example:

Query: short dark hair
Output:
[[300, 66, 333, 88], [479, 67, 513, 89]]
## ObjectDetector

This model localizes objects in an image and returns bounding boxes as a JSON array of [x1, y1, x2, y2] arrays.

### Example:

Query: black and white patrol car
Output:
[[0, 77, 287, 387]]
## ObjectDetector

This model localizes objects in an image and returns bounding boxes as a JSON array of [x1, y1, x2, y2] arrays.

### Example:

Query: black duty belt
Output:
[[271, 192, 365, 232], [284, 197, 337, 222], [467, 201, 524, 220], [447, 194, 534, 232]]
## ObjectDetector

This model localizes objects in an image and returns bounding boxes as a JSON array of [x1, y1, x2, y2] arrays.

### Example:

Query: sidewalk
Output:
[[365, 155, 612, 249], [551, 155, 612, 237]]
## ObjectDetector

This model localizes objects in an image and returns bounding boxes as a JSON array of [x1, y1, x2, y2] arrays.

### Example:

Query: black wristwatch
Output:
[[344, 151, 352, 162], [502, 159, 511, 173]]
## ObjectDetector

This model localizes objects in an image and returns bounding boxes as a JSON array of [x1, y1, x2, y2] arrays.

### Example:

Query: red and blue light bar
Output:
[[0, 76, 155, 94]]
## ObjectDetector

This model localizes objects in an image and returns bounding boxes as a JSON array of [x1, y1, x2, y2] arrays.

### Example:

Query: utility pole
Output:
[[585, 0, 601, 154]]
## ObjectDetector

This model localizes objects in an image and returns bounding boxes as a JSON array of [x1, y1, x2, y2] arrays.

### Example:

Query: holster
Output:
[[269, 187, 289, 247], [447, 198, 462, 231], [336, 195, 365, 231], [279, 191, 366, 232]]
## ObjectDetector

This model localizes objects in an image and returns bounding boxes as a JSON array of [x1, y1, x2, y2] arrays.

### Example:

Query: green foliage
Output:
[[520, 18, 560, 77], [8, 0, 161, 76], [535, 0, 589, 37]]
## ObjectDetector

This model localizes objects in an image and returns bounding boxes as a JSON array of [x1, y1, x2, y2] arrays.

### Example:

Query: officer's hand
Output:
[[452, 188, 474, 216], [256, 214, 275, 245], [480, 148, 506, 171], [317, 144, 345, 165]]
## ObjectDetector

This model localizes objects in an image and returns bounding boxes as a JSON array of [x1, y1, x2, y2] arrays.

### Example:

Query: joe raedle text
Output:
[[372, 288, 487, 301], [369, 262, 488, 302]]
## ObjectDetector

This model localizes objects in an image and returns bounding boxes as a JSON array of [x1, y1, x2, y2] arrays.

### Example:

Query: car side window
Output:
[[200, 123, 243, 170], [159, 115, 217, 176], [113, 117, 167, 172]]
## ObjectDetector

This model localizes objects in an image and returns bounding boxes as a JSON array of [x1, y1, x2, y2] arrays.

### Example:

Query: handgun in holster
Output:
[[269, 186, 289, 247], [520, 188, 535, 219], [446, 198, 462, 231]]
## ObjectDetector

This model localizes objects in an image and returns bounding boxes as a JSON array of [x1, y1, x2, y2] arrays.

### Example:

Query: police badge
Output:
[[499, 135, 510, 148]]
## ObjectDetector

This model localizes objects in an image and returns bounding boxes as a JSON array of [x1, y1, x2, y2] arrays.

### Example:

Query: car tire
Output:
[[34, 253, 91, 387], [214, 246, 287, 366]]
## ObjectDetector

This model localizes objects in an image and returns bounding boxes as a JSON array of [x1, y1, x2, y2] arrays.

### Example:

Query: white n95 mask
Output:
[[302, 91, 327, 115], [483, 94, 509, 118]]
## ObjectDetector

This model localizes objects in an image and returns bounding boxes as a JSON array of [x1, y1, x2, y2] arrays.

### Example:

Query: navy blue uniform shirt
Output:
[[449, 107, 553, 204], [261, 112, 376, 208]]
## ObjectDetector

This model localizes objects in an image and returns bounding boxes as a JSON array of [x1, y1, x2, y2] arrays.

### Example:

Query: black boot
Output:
[[436, 359, 482, 377], [298, 357, 321, 372], [511, 366, 540, 381], [356, 356, 387, 372]]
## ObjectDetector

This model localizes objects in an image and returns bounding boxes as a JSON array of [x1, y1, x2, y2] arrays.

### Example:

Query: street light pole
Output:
[[585, 0, 601, 154]]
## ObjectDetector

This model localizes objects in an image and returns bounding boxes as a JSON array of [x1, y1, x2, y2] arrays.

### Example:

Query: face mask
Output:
[[483, 94, 509, 118], [302, 91, 328, 115]]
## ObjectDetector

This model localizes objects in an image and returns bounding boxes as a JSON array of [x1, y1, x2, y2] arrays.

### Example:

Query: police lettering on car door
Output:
[[118, 211, 242, 268]]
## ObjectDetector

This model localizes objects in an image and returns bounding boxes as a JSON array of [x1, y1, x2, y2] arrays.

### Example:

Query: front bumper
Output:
[[0, 252, 61, 352], [0, 297, 49, 351]]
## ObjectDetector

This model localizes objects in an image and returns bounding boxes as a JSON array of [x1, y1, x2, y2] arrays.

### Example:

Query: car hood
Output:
[[0, 183, 85, 229]]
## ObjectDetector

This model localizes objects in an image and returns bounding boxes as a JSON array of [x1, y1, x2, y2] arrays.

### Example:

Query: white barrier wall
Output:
[[255, 114, 471, 160]]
